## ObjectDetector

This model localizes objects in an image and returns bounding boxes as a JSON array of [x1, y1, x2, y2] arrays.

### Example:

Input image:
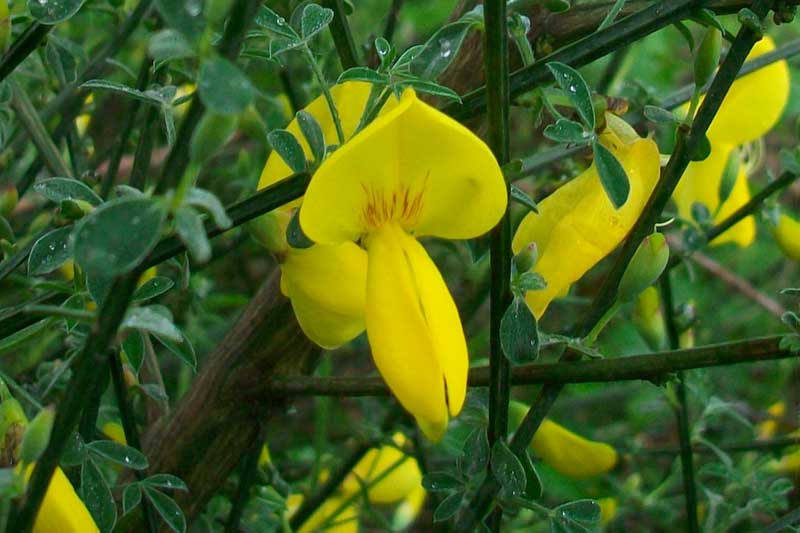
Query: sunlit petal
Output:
[[32, 467, 99, 533], [365, 223, 468, 440], [530, 419, 618, 479], [280, 243, 367, 349], [301, 90, 506, 244], [512, 119, 660, 318], [342, 433, 422, 504], [772, 213, 800, 261]]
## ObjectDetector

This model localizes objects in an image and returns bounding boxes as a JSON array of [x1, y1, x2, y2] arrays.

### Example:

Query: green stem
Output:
[[0, 24, 51, 83], [9, 273, 140, 533], [322, 0, 359, 70], [130, 67, 164, 192], [659, 273, 699, 533], [305, 47, 345, 145], [584, 301, 620, 344]]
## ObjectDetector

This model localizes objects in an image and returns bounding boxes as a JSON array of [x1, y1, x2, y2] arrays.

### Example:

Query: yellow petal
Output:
[[101, 421, 127, 445], [392, 483, 427, 530], [32, 467, 100, 533], [281, 243, 367, 349], [703, 36, 790, 145], [288, 494, 359, 533], [772, 213, 800, 261], [673, 143, 755, 247], [530, 419, 618, 479], [342, 433, 422, 504], [512, 120, 660, 318], [365, 223, 468, 440], [258, 81, 378, 192], [598, 497, 618, 526], [301, 89, 506, 244]]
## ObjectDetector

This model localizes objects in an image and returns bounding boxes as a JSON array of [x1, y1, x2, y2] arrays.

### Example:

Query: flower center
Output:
[[360, 179, 427, 231]]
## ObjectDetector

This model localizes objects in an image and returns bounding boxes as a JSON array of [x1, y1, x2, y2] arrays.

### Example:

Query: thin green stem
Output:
[[306, 47, 345, 144], [225, 431, 263, 532], [109, 351, 158, 532], [584, 301, 620, 344], [0, 24, 51, 83], [322, 0, 359, 70], [9, 273, 140, 533], [484, 0, 512, 529], [130, 68, 165, 191], [660, 273, 699, 533]]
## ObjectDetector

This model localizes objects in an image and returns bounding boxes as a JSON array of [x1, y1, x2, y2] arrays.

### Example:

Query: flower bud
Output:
[[101, 422, 127, 445], [20, 406, 54, 465], [694, 28, 722, 88], [631, 286, 666, 350], [0, 185, 17, 217], [0, 0, 9, 54], [248, 209, 292, 255], [59, 199, 93, 221], [0, 397, 27, 463], [617, 233, 669, 303], [190, 112, 238, 164], [771, 213, 800, 261], [513, 242, 538, 273]]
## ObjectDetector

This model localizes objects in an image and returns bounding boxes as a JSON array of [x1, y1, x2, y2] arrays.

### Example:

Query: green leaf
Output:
[[491, 440, 526, 497], [690, 133, 712, 162], [268, 129, 307, 173], [144, 474, 188, 491], [123, 484, 142, 516], [592, 141, 630, 209], [73, 197, 166, 277], [27, 226, 73, 276], [28, 0, 85, 24], [184, 188, 232, 229], [643, 105, 678, 124], [81, 458, 117, 532], [33, 177, 101, 205], [81, 79, 168, 107], [86, 271, 113, 304], [500, 297, 539, 364], [300, 3, 333, 39], [87, 440, 149, 470], [255, 6, 300, 40], [198, 57, 255, 115], [122, 331, 145, 373], [155, 0, 205, 42], [547, 62, 595, 130], [123, 306, 183, 343], [717, 150, 740, 207], [133, 277, 175, 303], [138, 384, 169, 403], [519, 450, 543, 500], [45, 38, 78, 84], [433, 491, 462, 522], [459, 427, 489, 477], [148, 29, 195, 64], [296, 111, 326, 163], [515, 271, 546, 293], [161, 105, 176, 146], [422, 472, 462, 492], [543, 118, 591, 144], [410, 21, 473, 80], [397, 79, 461, 102], [175, 206, 211, 264], [145, 487, 186, 533], [337, 67, 390, 85], [154, 333, 197, 371], [551, 499, 601, 533], [286, 209, 314, 249], [189, 112, 238, 163], [374, 37, 395, 69]]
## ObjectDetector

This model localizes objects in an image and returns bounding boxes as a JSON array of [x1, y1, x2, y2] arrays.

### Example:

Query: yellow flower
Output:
[[510, 401, 618, 479], [632, 286, 666, 350], [101, 421, 127, 445], [286, 493, 358, 533], [258, 444, 271, 467], [258, 82, 383, 349], [771, 213, 800, 261], [597, 497, 618, 526], [512, 114, 660, 318], [342, 433, 422, 504], [299, 89, 506, 440], [673, 36, 789, 246], [22, 466, 100, 533], [392, 484, 426, 530]]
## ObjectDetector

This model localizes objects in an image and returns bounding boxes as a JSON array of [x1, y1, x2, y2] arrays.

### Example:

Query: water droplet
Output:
[[439, 39, 453, 59], [183, 0, 201, 16], [276, 16, 286, 26]]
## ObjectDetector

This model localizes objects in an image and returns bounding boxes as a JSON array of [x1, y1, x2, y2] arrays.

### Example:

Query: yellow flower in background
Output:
[[771, 212, 800, 261], [258, 82, 385, 349], [673, 36, 790, 246], [512, 114, 660, 318], [300, 89, 506, 440], [509, 401, 618, 479], [342, 433, 422, 504], [756, 400, 786, 439], [286, 493, 359, 533], [30, 466, 100, 533], [101, 421, 127, 445], [597, 497, 618, 526], [392, 484, 426, 530]]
